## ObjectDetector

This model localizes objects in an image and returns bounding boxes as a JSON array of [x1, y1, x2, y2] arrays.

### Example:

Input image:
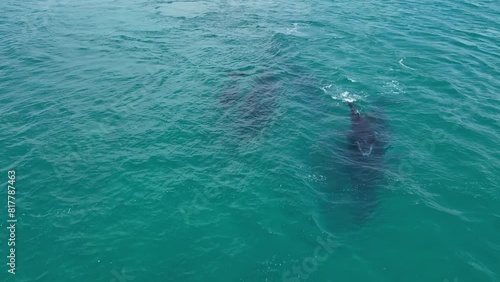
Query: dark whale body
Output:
[[238, 72, 278, 136], [220, 70, 279, 137], [219, 71, 248, 109], [346, 102, 386, 222]]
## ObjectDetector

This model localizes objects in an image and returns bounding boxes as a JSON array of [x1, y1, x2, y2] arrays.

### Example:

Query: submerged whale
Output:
[[239, 72, 278, 135], [218, 70, 280, 139], [346, 102, 386, 222]]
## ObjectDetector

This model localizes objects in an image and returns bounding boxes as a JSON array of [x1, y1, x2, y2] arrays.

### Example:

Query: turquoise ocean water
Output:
[[1, 0, 499, 281]]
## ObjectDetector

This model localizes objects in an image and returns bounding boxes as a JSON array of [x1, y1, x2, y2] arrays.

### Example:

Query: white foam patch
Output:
[[331, 91, 360, 103], [280, 22, 310, 37], [307, 174, 326, 182]]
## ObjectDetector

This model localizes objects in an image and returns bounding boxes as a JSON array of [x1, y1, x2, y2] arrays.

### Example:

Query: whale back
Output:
[[348, 103, 376, 157], [346, 102, 387, 223]]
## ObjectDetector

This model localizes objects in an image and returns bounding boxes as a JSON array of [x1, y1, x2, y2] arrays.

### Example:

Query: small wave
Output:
[[285, 23, 299, 34], [320, 84, 332, 93], [383, 80, 405, 95], [307, 174, 326, 182], [399, 57, 415, 70]]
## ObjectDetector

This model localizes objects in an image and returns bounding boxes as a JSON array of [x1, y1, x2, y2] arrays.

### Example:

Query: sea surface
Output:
[[1, 0, 499, 281]]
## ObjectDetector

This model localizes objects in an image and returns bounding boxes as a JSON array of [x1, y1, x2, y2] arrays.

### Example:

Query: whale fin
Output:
[[348, 102, 357, 113]]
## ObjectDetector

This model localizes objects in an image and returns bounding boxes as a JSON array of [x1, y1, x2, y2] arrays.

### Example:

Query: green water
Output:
[[1, 0, 499, 281]]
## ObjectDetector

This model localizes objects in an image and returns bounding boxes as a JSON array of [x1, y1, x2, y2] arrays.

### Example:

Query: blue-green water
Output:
[[1, 0, 499, 281]]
